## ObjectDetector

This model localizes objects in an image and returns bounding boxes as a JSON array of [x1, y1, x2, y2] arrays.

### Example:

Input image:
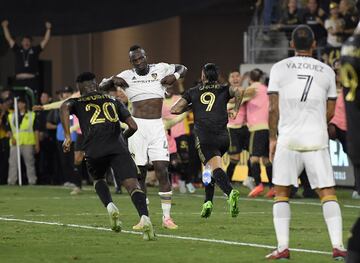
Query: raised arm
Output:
[[268, 94, 279, 161], [59, 101, 73, 152], [170, 98, 190, 115], [228, 86, 245, 119], [174, 64, 188, 79], [1, 20, 15, 48], [40, 22, 52, 49]]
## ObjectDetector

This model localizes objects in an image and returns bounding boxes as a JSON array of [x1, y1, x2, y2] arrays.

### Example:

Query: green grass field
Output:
[[0, 185, 358, 263]]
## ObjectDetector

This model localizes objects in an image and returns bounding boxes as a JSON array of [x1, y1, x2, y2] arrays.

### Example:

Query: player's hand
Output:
[[35, 144, 40, 154], [1, 20, 9, 27], [328, 124, 337, 140], [161, 74, 177, 87], [62, 137, 72, 153], [45, 22, 52, 29], [269, 138, 277, 162], [32, 105, 44, 111], [228, 109, 238, 120]]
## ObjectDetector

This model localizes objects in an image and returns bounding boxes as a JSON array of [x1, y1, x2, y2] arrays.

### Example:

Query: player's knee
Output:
[[93, 178, 106, 186], [250, 156, 260, 164], [318, 187, 336, 201], [138, 166, 147, 180], [262, 157, 271, 166], [229, 158, 239, 164], [229, 154, 240, 162]]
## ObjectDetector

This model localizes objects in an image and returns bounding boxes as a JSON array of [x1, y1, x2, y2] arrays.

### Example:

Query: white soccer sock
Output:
[[159, 191, 172, 219], [322, 201, 344, 249], [106, 202, 117, 213], [273, 201, 291, 252]]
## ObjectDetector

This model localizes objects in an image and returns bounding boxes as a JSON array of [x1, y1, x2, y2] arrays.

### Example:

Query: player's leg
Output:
[[266, 145, 300, 260], [226, 128, 241, 182], [175, 135, 195, 193], [112, 154, 155, 240], [71, 150, 84, 195], [248, 130, 264, 197], [87, 156, 121, 232], [304, 149, 346, 259], [262, 156, 275, 198]]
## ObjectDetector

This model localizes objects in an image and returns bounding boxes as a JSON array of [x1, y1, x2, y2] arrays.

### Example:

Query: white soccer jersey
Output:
[[116, 63, 176, 102], [268, 56, 337, 151]]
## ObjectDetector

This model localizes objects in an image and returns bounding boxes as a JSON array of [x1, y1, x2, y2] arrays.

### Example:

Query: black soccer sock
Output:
[[73, 164, 82, 188], [226, 160, 237, 182], [354, 165, 360, 194], [265, 163, 273, 187], [213, 168, 233, 196], [205, 182, 215, 203], [247, 159, 252, 178], [130, 189, 149, 217], [250, 162, 261, 185], [94, 180, 113, 207], [138, 166, 147, 194]]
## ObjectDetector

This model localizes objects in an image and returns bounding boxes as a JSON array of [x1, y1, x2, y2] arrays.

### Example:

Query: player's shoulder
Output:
[[117, 69, 134, 78], [152, 62, 172, 70], [270, 57, 291, 72]]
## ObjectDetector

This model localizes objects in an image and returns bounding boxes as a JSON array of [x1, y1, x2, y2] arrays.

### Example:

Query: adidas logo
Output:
[[132, 76, 136, 80]]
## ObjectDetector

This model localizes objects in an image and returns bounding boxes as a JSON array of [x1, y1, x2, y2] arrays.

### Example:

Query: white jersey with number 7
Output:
[[268, 56, 337, 151]]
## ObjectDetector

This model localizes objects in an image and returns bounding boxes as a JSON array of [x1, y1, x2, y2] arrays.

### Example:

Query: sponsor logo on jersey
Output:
[[151, 73, 158, 79]]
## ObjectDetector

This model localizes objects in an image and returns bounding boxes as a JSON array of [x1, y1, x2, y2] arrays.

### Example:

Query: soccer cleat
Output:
[[141, 215, 156, 241], [352, 191, 360, 200], [162, 217, 178, 229], [265, 249, 290, 260], [107, 203, 122, 232], [200, 201, 213, 218], [265, 187, 276, 198], [186, 183, 196, 194], [70, 187, 81, 195], [243, 176, 255, 190], [132, 221, 144, 230], [248, 183, 265, 198], [179, 180, 187, 194], [332, 248, 347, 260], [228, 189, 240, 217]]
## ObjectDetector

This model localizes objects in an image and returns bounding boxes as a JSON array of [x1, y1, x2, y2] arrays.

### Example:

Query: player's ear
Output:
[[290, 40, 295, 49]]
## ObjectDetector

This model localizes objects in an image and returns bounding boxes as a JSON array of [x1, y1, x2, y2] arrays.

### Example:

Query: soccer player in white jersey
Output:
[[101, 45, 187, 230], [266, 25, 346, 260]]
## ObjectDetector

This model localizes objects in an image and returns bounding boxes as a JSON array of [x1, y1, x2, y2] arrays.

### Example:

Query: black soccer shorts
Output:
[[249, 129, 269, 157], [227, 126, 250, 155]]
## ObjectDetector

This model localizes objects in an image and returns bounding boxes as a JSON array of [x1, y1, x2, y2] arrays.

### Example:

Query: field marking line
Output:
[[0, 216, 331, 256]]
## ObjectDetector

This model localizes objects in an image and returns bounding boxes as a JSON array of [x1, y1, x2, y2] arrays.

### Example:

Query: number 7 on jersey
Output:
[[297, 74, 313, 102]]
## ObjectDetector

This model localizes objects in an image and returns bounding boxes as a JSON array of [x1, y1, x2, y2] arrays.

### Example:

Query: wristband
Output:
[[174, 72, 180, 80]]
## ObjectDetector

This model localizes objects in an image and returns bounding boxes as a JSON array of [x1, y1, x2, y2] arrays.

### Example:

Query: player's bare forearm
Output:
[[174, 64, 188, 78], [40, 22, 52, 49], [233, 88, 245, 113], [326, 99, 336, 123], [59, 101, 72, 139], [112, 76, 129, 89], [164, 112, 187, 129], [269, 94, 279, 140], [171, 98, 189, 115], [1, 20, 15, 47], [123, 116, 137, 139]]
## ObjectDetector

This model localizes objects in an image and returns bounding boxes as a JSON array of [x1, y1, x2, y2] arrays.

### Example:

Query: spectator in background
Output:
[[1, 20, 52, 100], [325, 2, 345, 48], [36, 92, 56, 184], [46, 87, 77, 186], [302, 0, 328, 49], [0, 97, 12, 184], [339, 0, 359, 42], [7, 97, 39, 185]]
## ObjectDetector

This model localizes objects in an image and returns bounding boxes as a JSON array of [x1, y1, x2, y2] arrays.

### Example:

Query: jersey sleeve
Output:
[[268, 64, 280, 94], [182, 89, 192, 103], [327, 69, 337, 100], [115, 100, 131, 122], [159, 63, 176, 76]]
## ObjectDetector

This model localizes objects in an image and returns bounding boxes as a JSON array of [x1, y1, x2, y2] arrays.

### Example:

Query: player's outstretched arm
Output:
[[163, 112, 188, 130], [123, 116, 138, 139], [40, 21, 52, 49], [269, 94, 279, 162], [59, 101, 73, 153], [171, 98, 190, 115]]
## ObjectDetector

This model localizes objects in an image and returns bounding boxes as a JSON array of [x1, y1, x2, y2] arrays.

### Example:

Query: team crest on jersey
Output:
[[151, 73, 157, 79]]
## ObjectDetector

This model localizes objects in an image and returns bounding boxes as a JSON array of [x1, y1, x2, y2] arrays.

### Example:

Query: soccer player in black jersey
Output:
[[60, 72, 155, 241], [341, 19, 360, 263], [171, 63, 246, 218]]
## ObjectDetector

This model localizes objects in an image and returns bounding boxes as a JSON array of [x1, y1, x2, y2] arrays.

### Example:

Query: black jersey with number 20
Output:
[[67, 91, 131, 159], [182, 83, 231, 133]]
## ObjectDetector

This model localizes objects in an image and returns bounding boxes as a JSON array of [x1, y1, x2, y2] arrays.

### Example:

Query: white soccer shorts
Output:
[[128, 117, 169, 166], [272, 145, 335, 189]]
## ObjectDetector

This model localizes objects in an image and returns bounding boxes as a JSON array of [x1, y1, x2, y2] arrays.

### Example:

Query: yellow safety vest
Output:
[[8, 111, 36, 145]]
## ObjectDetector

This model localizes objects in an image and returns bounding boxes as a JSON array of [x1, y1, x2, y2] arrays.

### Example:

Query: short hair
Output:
[[129, 45, 142, 52], [249, 68, 263, 82], [229, 69, 240, 75], [203, 63, 219, 83], [76, 72, 96, 83], [292, 25, 315, 51]]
